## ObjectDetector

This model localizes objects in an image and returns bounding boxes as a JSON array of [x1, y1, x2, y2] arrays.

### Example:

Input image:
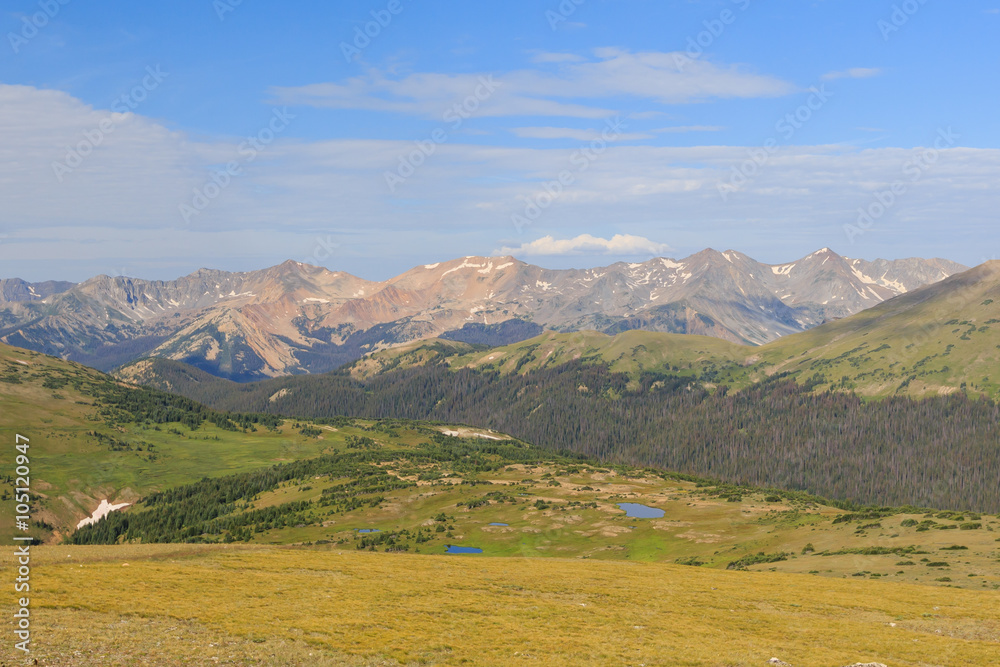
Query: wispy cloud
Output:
[[821, 67, 883, 81], [3, 83, 997, 280], [269, 49, 796, 119], [510, 126, 652, 141], [497, 234, 672, 256]]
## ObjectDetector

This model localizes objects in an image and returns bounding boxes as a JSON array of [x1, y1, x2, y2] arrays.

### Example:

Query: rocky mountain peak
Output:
[[0, 249, 969, 380]]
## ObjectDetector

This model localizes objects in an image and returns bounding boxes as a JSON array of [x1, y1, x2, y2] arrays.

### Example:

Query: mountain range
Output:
[[116, 259, 1000, 411], [349, 259, 1000, 399], [105, 259, 1000, 514], [0, 248, 966, 381]]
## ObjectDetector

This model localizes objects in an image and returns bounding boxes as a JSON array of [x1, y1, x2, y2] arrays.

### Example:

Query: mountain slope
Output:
[[754, 259, 1000, 396], [2, 250, 965, 380], [0, 341, 519, 541], [347, 260, 1000, 399], [108, 265, 1000, 512]]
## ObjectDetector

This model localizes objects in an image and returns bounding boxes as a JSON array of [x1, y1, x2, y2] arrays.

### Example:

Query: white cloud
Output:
[[269, 49, 795, 119], [510, 126, 652, 141], [497, 234, 672, 256], [2, 83, 998, 280], [821, 67, 884, 81]]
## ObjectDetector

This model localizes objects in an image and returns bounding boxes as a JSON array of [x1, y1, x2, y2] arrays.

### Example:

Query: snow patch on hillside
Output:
[[77, 499, 130, 529]]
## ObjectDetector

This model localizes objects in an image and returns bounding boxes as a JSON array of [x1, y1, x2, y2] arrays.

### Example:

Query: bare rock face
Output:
[[0, 278, 74, 302], [0, 250, 966, 380]]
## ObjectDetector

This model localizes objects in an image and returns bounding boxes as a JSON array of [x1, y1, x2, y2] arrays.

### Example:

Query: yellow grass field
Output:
[[3, 544, 997, 666]]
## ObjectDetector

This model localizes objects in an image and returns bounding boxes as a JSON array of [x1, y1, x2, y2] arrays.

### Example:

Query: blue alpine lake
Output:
[[445, 545, 483, 554], [357, 529, 381, 533], [617, 503, 665, 519], [488, 522, 509, 526]]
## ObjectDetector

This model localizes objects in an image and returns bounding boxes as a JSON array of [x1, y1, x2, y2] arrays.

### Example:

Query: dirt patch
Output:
[[652, 520, 692, 531], [439, 427, 506, 440], [676, 530, 723, 544]]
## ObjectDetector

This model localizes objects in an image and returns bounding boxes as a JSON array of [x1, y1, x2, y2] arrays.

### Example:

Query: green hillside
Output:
[[4, 340, 1000, 666], [5, 340, 999, 593], [67, 428, 1000, 592], [350, 329, 749, 383], [754, 260, 1000, 396], [0, 343, 515, 541], [105, 263, 1000, 513]]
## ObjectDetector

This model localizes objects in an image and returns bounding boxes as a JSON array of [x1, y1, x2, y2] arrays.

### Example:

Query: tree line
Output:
[[156, 360, 1000, 512]]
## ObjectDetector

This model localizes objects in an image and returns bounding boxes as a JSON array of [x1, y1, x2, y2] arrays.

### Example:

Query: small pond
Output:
[[617, 503, 665, 519], [488, 522, 509, 526], [445, 545, 483, 554], [357, 529, 381, 533]]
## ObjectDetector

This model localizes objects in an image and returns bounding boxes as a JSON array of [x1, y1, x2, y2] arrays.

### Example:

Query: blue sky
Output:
[[1, 0, 999, 281]]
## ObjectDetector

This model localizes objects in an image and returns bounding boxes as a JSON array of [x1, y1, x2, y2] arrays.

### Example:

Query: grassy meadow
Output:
[[231, 460, 1000, 593], [2, 544, 998, 666]]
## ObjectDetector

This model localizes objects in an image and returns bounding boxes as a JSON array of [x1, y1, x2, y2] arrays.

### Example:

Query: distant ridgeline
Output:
[[123, 357, 1000, 513]]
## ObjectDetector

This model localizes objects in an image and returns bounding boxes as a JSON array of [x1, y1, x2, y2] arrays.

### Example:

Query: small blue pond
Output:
[[445, 545, 483, 554], [488, 522, 509, 526], [357, 529, 381, 533], [617, 503, 665, 519]]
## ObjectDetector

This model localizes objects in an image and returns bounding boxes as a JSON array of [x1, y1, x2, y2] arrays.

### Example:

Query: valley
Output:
[[9, 5, 998, 664], [2, 259, 999, 666], [3, 337, 999, 594]]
